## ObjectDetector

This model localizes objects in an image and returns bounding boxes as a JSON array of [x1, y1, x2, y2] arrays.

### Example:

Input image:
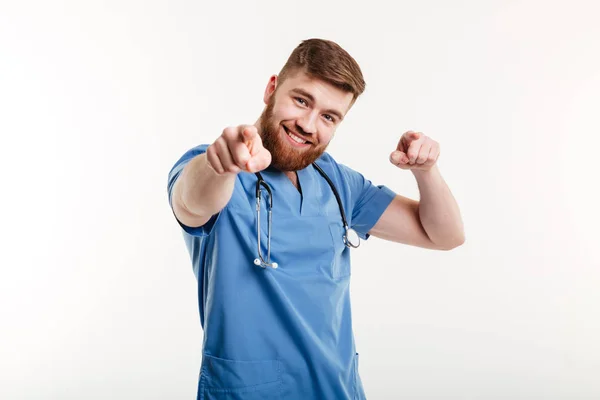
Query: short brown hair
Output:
[[277, 38, 366, 106]]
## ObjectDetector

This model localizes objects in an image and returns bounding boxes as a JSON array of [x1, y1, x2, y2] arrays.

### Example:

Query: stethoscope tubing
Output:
[[253, 162, 360, 268]]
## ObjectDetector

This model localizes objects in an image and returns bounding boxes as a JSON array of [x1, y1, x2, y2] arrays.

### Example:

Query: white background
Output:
[[1, 1, 599, 399]]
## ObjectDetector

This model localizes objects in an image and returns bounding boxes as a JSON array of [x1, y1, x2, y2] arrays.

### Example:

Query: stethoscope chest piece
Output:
[[343, 226, 361, 248]]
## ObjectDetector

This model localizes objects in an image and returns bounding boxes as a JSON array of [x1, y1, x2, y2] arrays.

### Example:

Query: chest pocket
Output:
[[260, 214, 350, 280], [327, 221, 351, 279]]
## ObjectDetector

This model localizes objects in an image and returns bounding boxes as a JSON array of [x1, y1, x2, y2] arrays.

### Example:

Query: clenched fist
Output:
[[389, 131, 440, 171], [206, 125, 272, 175]]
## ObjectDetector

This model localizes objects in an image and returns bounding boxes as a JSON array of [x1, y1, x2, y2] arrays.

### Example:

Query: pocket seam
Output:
[[328, 222, 350, 279], [200, 354, 282, 393], [205, 379, 280, 393], [354, 352, 359, 400]]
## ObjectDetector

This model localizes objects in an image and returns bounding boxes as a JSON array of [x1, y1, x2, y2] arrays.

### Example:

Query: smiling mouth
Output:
[[283, 126, 311, 145]]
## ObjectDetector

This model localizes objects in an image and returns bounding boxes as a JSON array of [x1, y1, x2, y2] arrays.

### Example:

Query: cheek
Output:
[[322, 125, 335, 143], [273, 102, 296, 119], [320, 130, 335, 145]]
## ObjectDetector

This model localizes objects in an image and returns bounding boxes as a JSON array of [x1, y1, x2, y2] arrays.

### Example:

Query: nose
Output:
[[296, 111, 318, 137]]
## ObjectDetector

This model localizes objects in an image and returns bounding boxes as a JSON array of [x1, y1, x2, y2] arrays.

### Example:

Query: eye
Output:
[[294, 97, 307, 106], [323, 114, 335, 123]]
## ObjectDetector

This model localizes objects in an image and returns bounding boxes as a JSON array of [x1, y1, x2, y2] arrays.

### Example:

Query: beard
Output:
[[258, 96, 327, 172]]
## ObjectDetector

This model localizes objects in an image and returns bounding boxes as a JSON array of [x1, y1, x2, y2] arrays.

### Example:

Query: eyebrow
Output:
[[290, 88, 345, 121]]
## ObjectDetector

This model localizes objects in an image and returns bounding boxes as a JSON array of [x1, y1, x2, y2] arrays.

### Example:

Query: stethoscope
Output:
[[253, 162, 361, 269]]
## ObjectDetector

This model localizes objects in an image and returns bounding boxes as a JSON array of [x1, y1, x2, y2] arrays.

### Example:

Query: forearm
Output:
[[175, 153, 236, 217], [412, 165, 465, 248]]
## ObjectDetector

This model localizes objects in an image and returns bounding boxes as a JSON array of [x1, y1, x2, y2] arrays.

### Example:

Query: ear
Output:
[[263, 75, 278, 104]]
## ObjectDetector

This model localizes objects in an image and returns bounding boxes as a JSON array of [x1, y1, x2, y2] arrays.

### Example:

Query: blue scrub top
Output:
[[167, 144, 395, 400]]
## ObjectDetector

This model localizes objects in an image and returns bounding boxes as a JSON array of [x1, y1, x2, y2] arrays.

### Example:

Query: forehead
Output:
[[278, 71, 354, 115]]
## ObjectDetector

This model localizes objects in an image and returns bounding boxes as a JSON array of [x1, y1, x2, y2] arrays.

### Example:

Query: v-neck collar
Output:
[[262, 165, 313, 216]]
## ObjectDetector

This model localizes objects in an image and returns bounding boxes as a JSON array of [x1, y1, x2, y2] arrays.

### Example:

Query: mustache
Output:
[[286, 124, 315, 143], [293, 125, 308, 137]]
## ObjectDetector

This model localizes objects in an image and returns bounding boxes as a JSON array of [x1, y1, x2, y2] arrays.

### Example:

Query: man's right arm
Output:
[[170, 125, 272, 229], [171, 153, 237, 228]]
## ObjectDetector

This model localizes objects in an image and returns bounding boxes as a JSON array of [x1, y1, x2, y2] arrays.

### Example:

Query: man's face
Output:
[[258, 71, 354, 171]]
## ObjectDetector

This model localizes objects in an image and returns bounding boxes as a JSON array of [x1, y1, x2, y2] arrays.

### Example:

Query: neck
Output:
[[284, 171, 298, 188]]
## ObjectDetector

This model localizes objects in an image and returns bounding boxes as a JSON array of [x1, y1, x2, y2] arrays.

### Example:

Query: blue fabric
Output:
[[167, 144, 396, 400]]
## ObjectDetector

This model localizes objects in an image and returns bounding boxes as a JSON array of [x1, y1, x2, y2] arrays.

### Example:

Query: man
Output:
[[167, 38, 464, 400]]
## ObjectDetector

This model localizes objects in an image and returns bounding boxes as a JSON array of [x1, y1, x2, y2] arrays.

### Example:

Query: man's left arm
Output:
[[369, 131, 465, 251]]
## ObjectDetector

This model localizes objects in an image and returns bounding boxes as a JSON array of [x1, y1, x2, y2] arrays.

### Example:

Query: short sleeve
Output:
[[167, 144, 221, 237], [338, 164, 396, 240]]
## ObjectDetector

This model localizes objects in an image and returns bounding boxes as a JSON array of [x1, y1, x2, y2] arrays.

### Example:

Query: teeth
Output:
[[287, 130, 307, 144]]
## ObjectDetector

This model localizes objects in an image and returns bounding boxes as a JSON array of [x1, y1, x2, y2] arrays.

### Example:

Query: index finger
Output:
[[240, 125, 258, 144], [241, 126, 264, 157], [397, 131, 421, 152]]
